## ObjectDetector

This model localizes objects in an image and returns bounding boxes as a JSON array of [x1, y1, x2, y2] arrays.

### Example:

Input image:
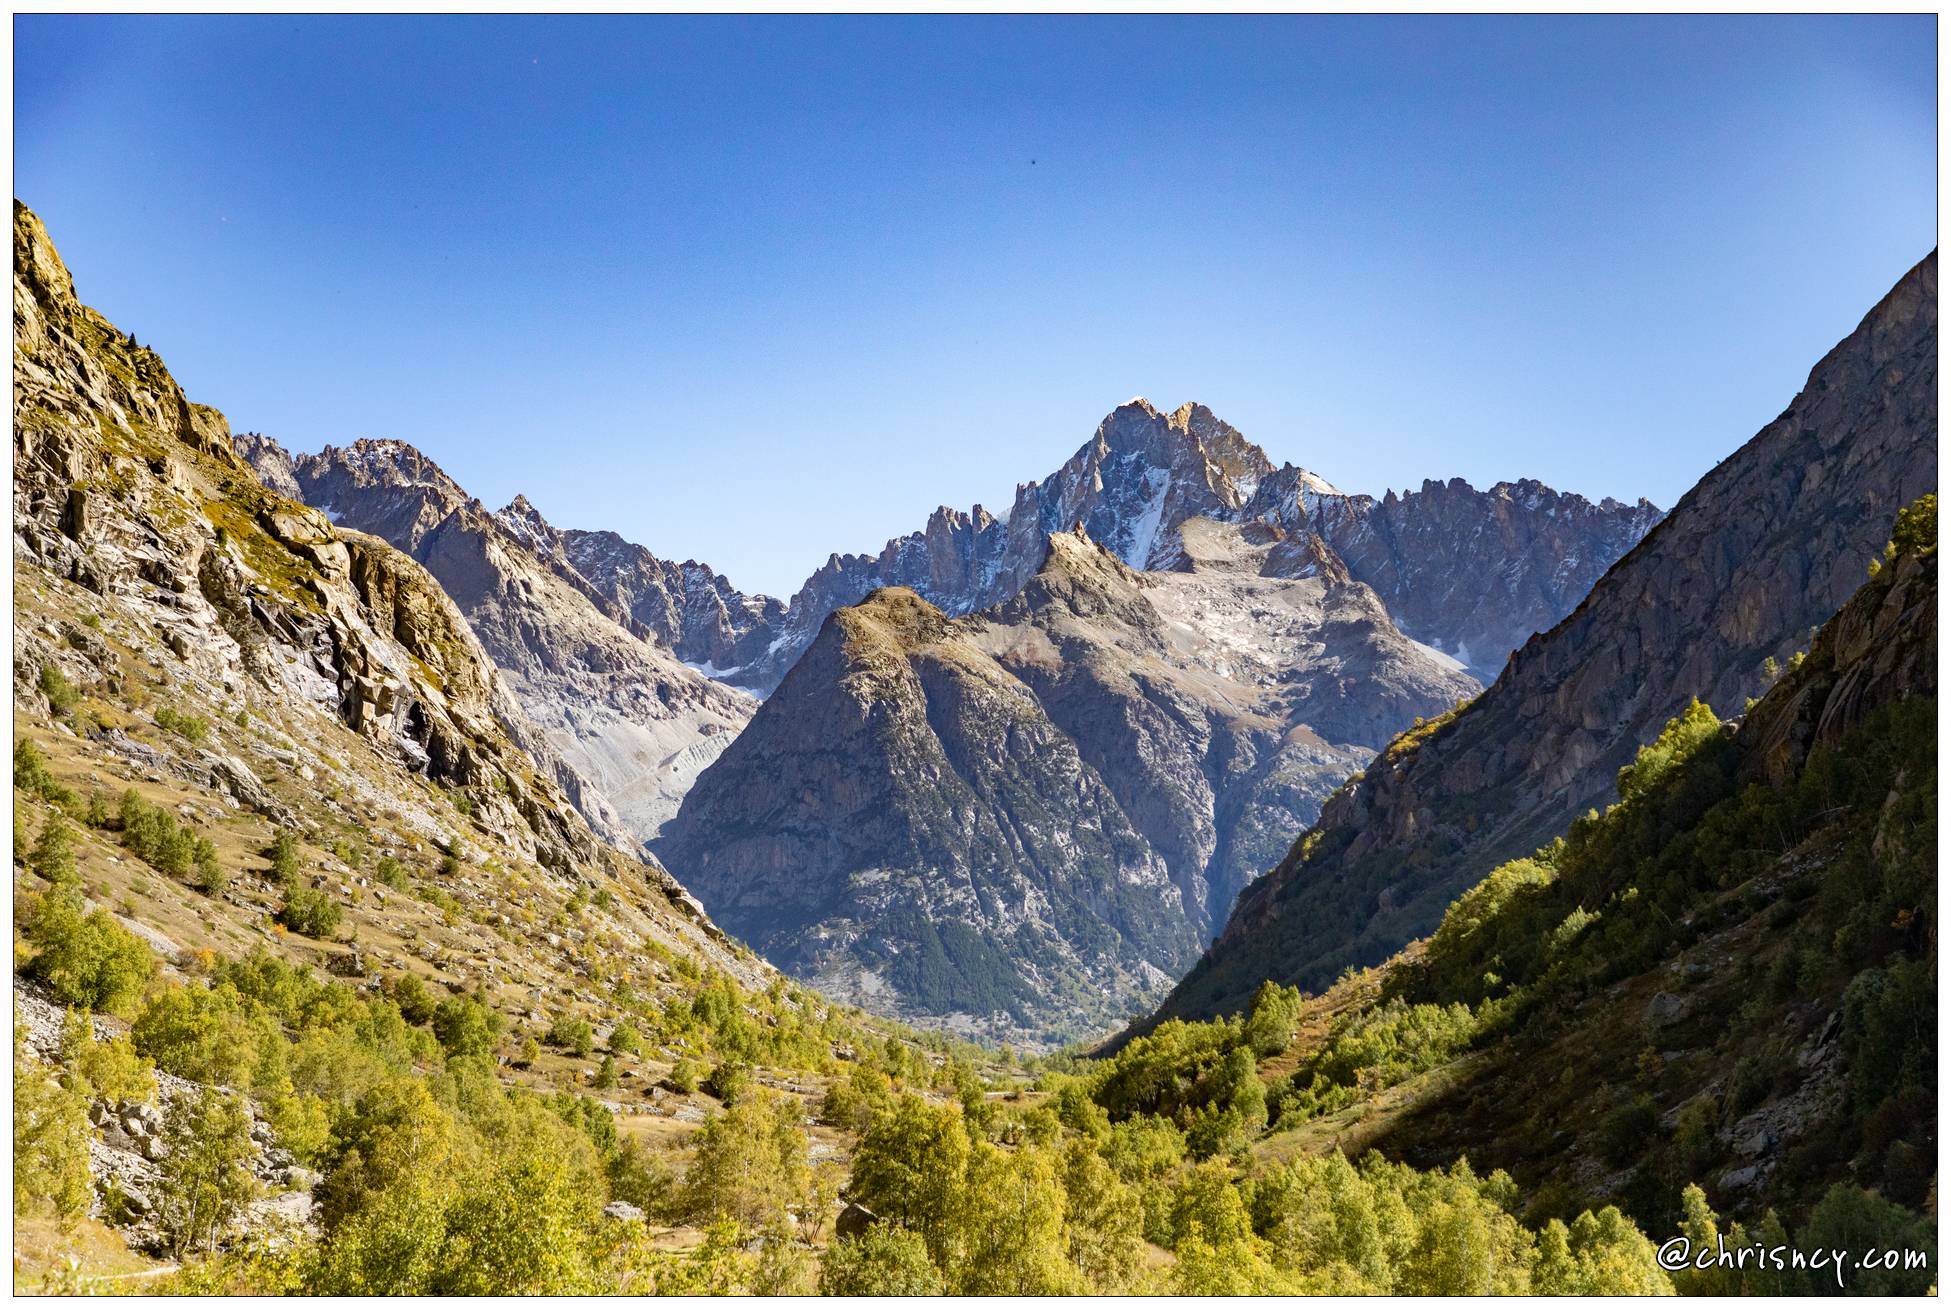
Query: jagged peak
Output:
[[311, 437, 468, 498], [1030, 522, 1142, 587]]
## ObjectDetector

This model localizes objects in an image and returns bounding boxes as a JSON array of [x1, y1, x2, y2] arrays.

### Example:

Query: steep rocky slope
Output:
[[1153, 250, 1938, 1024], [552, 524, 787, 679], [12, 197, 731, 934], [233, 435, 756, 846], [657, 522, 1477, 1044], [725, 400, 1659, 692]]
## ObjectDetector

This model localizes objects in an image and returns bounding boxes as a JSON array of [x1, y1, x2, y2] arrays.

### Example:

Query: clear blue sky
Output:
[[15, 15, 1937, 598]]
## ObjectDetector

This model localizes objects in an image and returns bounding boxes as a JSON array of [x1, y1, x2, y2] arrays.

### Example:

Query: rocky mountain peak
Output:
[[494, 493, 561, 557], [315, 437, 468, 500]]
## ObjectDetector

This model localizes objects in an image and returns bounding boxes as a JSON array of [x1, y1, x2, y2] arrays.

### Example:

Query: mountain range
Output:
[[239, 400, 1662, 1040], [10, 195, 1937, 1291]]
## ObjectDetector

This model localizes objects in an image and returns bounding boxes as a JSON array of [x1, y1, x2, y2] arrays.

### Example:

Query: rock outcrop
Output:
[[656, 520, 1477, 1043], [1150, 249, 1938, 1024]]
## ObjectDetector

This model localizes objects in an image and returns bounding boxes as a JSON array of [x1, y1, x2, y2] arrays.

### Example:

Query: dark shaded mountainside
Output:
[[1282, 509, 1935, 1264], [233, 435, 758, 850], [657, 520, 1480, 1045], [1153, 250, 1938, 1027]]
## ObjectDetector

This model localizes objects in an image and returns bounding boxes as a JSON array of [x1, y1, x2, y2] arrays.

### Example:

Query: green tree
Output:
[[1169, 1159, 1253, 1250], [63, 1009, 157, 1106], [156, 1086, 260, 1258], [547, 1012, 595, 1057], [609, 1020, 642, 1056], [25, 887, 156, 1015], [29, 810, 78, 886], [1243, 980, 1306, 1057], [1057, 1138, 1144, 1291], [389, 972, 437, 1025], [278, 885, 343, 938], [431, 995, 502, 1058], [846, 1093, 972, 1268], [266, 829, 302, 884], [1797, 1183, 1935, 1296], [955, 1140, 1076, 1294], [677, 1092, 810, 1230], [131, 983, 279, 1088], [13, 1031, 91, 1225], [818, 1225, 945, 1295], [606, 1134, 675, 1217], [667, 1056, 703, 1095], [15, 738, 53, 793]]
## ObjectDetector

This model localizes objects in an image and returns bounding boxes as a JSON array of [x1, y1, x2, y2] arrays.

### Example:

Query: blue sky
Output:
[[15, 15, 1937, 598]]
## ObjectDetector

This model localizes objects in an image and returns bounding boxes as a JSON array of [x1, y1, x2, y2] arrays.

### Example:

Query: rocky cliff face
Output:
[[552, 526, 787, 678], [1151, 250, 1938, 1025], [233, 435, 757, 847], [12, 199, 731, 935], [656, 521, 1477, 1044], [725, 399, 1660, 692]]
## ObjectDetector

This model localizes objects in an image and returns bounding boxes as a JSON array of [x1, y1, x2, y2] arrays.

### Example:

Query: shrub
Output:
[[1598, 1095, 1659, 1165], [24, 888, 156, 1015], [277, 886, 343, 939], [609, 1020, 642, 1056], [155, 706, 209, 744]]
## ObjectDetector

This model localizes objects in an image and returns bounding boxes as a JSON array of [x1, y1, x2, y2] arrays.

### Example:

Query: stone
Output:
[[835, 1202, 880, 1238], [1644, 992, 1692, 1028], [602, 1201, 646, 1223]]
